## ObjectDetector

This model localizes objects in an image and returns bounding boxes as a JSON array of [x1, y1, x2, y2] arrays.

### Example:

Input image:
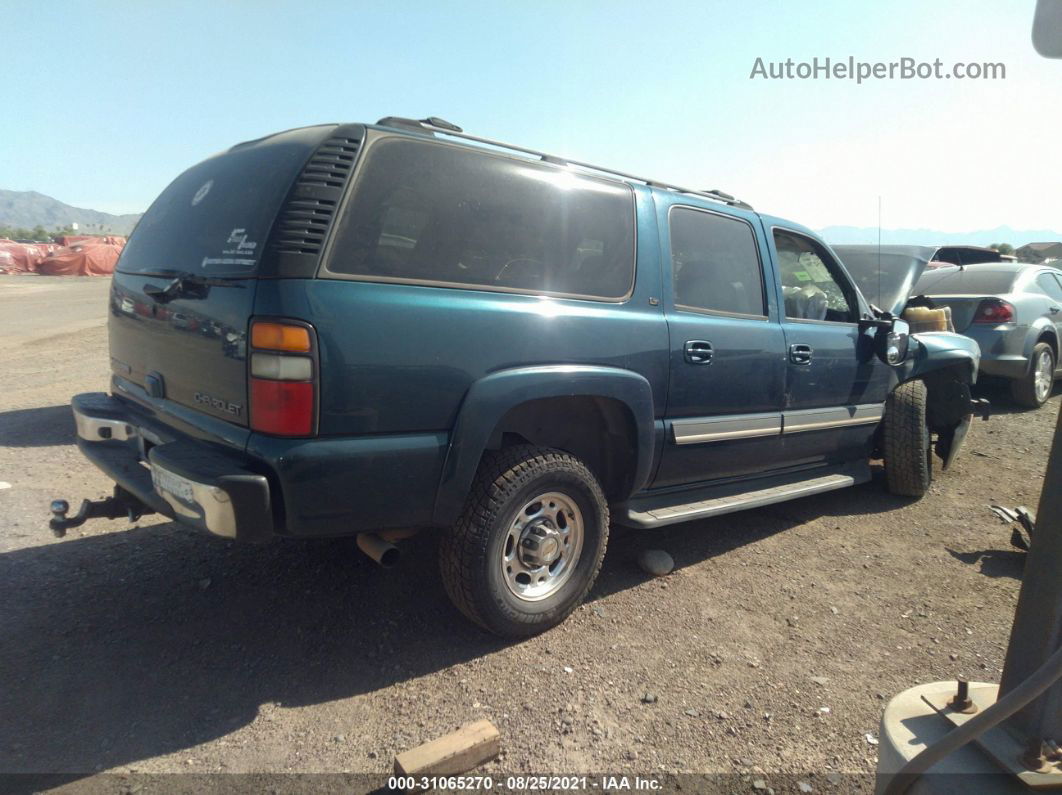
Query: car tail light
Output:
[[972, 299, 1016, 324], [251, 322, 311, 352], [249, 319, 316, 436]]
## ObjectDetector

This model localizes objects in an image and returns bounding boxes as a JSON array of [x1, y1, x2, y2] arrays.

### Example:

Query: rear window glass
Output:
[[119, 129, 321, 276], [669, 207, 765, 316], [326, 138, 636, 300], [915, 268, 1018, 295]]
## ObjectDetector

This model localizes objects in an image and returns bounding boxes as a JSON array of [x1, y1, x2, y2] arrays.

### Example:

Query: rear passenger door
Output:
[[654, 202, 788, 488]]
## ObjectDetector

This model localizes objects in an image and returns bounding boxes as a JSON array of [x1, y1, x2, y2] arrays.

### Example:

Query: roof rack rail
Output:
[[394, 117, 752, 210]]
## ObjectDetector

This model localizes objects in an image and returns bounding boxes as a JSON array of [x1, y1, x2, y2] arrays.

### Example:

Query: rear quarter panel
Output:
[[247, 186, 669, 532], [252, 186, 668, 437], [252, 278, 669, 437], [957, 290, 1056, 377], [1015, 292, 1060, 357]]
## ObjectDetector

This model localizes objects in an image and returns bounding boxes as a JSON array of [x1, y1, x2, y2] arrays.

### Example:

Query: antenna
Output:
[[877, 196, 883, 313]]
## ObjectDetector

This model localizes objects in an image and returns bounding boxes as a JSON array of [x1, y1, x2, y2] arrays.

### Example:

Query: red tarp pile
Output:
[[37, 237, 124, 276], [0, 236, 125, 276], [0, 240, 49, 274], [56, 234, 124, 247]]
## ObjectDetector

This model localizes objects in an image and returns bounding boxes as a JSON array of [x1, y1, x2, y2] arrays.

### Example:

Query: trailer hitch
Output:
[[49, 487, 155, 538], [970, 397, 991, 421]]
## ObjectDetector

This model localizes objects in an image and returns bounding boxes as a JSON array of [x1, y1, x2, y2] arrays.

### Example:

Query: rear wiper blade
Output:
[[137, 268, 249, 285], [140, 270, 247, 302]]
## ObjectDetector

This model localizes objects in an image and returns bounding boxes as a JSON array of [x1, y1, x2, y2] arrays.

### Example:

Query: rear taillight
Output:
[[249, 320, 316, 436], [972, 299, 1016, 324]]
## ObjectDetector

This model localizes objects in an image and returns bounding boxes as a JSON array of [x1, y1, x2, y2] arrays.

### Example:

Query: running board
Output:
[[621, 473, 858, 529]]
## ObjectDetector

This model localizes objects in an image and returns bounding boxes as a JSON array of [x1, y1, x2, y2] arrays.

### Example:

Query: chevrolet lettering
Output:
[[193, 392, 242, 416]]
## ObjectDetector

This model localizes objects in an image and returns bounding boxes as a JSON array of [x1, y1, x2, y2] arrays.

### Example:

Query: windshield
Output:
[[118, 127, 329, 276], [914, 267, 1019, 296]]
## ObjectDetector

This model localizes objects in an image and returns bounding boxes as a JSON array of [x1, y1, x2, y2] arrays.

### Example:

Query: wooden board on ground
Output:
[[394, 719, 500, 781]]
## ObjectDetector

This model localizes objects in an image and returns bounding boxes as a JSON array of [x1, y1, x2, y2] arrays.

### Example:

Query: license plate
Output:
[[151, 466, 196, 504]]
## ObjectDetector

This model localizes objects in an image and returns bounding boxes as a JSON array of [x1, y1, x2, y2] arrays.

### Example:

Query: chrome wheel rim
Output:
[[1034, 350, 1054, 403], [502, 491, 584, 602]]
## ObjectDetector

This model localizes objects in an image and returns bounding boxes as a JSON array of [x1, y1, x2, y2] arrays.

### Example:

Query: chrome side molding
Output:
[[672, 412, 782, 445], [782, 404, 884, 434], [671, 403, 884, 445]]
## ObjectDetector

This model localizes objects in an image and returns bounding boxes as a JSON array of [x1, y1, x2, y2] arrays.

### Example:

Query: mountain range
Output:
[[0, 189, 142, 236], [818, 225, 1062, 248], [2, 188, 1059, 248]]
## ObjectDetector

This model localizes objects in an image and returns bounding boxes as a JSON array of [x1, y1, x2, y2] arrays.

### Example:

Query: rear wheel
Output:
[[1010, 342, 1055, 408], [439, 445, 609, 637], [883, 380, 932, 498]]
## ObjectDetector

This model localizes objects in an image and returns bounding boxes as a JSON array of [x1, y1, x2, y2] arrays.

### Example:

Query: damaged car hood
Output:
[[832, 245, 937, 316]]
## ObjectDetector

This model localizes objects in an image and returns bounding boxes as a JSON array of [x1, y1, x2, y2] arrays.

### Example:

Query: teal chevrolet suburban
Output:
[[51, 116, 984, 637]]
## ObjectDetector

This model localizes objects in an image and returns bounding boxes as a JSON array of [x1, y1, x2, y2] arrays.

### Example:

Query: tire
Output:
[[883, 380, 932, 498], [1010, 342, 1055, 409], [439, 445, 609, 638]]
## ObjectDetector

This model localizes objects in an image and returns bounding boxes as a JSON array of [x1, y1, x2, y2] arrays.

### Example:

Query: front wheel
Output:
[[883, 380, 932, 498], [1010, 342, 1055, 408], [439, 445, 609, 637]]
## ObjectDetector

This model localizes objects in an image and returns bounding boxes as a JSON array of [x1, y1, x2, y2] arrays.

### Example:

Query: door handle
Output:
[[789, 343, 813, 365], [1050, 306, 1060, 315], [684, 340, 713, 364]]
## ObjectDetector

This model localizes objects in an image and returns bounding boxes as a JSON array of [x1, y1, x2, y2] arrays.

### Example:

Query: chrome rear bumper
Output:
[[68, 393, 274, 542]]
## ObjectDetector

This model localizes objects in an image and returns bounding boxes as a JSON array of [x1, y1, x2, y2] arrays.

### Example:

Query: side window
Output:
[[773, 229, 856, 322], [668, 207, 765, 317], [933, 248, 963, 266], [327, 138, 636, 300], [1036, 272, 1062, 301]]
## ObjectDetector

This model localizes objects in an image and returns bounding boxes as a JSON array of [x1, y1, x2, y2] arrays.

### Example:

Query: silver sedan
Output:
[[913, 263, 1062, 407]]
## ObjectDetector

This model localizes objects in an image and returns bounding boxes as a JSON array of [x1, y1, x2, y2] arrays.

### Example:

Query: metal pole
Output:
[[998, 401, 1062, 741]]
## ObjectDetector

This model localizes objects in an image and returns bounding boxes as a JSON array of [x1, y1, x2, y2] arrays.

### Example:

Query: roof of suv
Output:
[[368, 116, 755, 212]]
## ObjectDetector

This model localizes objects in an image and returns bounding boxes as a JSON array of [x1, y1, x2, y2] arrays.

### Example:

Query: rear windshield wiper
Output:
[[138, 270, 248, 303]]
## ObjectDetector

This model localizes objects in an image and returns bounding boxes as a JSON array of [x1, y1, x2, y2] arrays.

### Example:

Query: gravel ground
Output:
[[0, 276, 1058, 793]]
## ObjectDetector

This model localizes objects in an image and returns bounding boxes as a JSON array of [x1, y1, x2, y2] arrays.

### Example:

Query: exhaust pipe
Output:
[[356, 532, 401, 568]]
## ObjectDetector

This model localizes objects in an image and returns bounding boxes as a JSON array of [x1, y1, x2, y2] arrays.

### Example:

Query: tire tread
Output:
[[884, 380, 932, 497], [439, 445, 609, 636]]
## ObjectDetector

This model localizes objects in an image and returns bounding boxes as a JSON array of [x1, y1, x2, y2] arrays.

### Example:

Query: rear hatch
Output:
[[109, 124, 344, 427]]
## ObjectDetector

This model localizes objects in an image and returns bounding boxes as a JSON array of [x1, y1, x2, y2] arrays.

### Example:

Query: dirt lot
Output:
[[0, 276, 1058, 792]]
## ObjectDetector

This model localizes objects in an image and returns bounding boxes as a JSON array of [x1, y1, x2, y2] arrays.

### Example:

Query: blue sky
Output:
[[2, 0, 1059, 232]]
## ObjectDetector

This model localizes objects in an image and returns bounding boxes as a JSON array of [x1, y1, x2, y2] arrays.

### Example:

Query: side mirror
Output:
[[1034, 0, 1062, 58], [876, 318, 911, 366]]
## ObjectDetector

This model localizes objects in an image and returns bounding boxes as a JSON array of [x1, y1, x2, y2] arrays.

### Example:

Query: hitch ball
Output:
[[49, 500, 70, 538]]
